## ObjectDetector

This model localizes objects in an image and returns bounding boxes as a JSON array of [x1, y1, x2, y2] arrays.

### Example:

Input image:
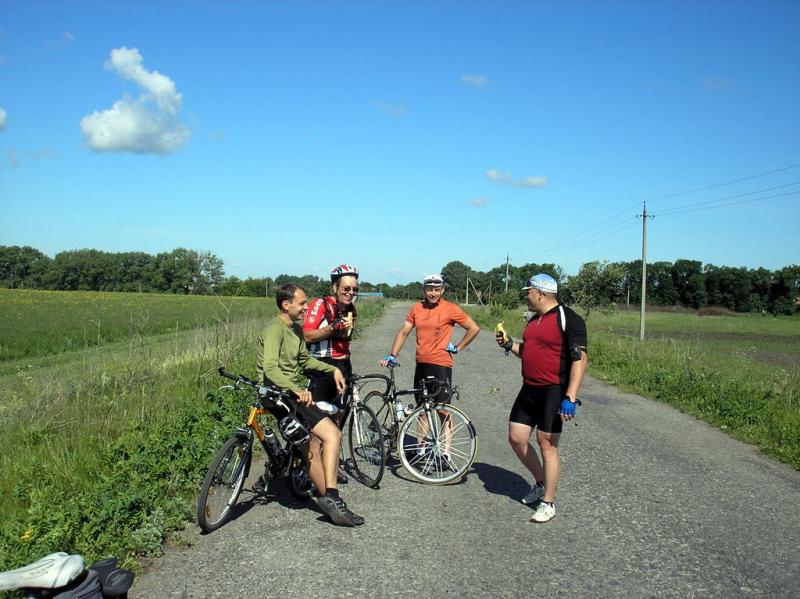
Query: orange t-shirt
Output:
[[406, 299, 469, 367]]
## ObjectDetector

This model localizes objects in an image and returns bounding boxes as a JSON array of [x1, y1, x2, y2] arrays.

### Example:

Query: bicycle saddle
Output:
[[88, 557, 134, 597], [0, 552, 85, 591], [51, 567, 102, 599]]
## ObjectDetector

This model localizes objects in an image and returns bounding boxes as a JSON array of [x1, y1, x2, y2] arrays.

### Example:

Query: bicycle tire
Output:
[[197, 435, 250, 532], [363, 390, 396, 452], [347, 402, 386, 488], [287, 451, 313, 500], [398, 403, 477, 484]]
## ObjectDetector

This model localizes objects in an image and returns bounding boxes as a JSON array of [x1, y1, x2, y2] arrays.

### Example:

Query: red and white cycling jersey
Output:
[[302, 296, 356, 359]]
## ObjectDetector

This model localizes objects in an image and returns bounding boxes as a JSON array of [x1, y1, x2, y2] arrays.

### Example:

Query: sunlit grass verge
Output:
[[0, 289, 274, 363], [0, 298, 385, 572], [467, 305, 800, 470]]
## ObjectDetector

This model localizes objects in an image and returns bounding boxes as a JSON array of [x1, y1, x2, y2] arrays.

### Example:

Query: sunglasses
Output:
[[340, 286, 359, 293]]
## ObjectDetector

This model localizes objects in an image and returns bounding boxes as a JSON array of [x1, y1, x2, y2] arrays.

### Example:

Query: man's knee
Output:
[[537, 432, 560, 456], [313, 418, 341, 446], [508, 424, 532, 448]]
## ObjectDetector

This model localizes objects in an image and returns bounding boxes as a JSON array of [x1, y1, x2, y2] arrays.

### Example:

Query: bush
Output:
[[488, 291, 522, 317]]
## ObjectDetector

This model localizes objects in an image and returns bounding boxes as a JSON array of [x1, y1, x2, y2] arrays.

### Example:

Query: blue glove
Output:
[[445, 342, 458, 354], [382, 354, 396, 365], [559, 398, 577, 417]]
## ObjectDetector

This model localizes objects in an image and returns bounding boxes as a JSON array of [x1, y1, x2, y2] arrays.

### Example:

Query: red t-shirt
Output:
[[302, 296, 356, 359], [406, 299, 469, 367], [520, 304, 587, 387]]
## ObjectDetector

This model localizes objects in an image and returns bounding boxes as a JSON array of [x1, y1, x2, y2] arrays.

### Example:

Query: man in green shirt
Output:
[[258, 282, 364, 527]]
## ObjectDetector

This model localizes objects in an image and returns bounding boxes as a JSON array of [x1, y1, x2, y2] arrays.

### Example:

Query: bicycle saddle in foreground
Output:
[[0, 552, 85, 591]]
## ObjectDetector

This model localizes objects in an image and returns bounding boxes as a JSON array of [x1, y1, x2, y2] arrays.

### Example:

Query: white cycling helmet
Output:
[[331, 264, 359, 282], [423, 274, 444, 287]]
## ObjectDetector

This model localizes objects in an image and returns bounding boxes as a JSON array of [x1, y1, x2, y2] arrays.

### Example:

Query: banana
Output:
[[495, 321, 509, 343], [345, 312, 353, 337]]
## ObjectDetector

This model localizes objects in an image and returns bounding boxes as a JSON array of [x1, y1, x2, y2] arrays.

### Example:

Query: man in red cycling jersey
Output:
[[303, 264, 359, 482], [496, 273, 588, 523]]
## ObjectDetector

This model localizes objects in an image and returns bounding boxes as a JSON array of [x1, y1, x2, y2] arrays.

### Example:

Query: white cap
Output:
[[423, 274, 444, 287]]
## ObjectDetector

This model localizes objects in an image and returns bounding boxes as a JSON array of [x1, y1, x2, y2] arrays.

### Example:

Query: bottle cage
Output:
[[279, 415, 312, 446]]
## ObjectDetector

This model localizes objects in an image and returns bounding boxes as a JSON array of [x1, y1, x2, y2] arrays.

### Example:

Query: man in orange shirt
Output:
[[379, 273, 480, 402]]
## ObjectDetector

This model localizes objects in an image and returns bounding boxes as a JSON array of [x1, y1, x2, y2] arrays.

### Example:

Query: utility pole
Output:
[[504, 253, 510, 292], [637, 202, 654, 340]]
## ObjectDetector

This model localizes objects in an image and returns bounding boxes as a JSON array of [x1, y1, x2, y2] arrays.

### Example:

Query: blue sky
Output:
[[1, 1, 798, 285]]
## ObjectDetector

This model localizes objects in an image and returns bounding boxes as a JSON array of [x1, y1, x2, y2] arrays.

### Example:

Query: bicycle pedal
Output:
[[252, 475, 268, 495]]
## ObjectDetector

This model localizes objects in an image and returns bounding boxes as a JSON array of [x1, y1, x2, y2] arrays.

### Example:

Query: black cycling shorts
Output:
[[306, 357, 352, 409], [270, 397, 327, 432], [509, 384, 564, 434], [413, 363, 452, 404]]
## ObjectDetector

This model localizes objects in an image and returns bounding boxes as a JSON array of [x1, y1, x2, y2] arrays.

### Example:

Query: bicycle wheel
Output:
[[398, 404, 477, 484], [347, 402, 386, 488], [363, 391, 396, 452], [197, 435, 250, 532], [287, 451, 313, 500]]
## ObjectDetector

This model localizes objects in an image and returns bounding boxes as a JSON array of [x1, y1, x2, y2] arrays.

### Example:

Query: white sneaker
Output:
[[530, 501, 555, 523], [521, 482, 544, 505]]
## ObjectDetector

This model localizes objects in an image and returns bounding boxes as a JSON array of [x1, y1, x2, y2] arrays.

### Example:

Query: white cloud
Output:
[[467, 197, 488, 207], [461, 74, 489, 87], [80, 47, 189, 154], [702, 76, 740, 94], [63, 32, 76, 42], [0, 107, 6, 131], [374, 99, 406, 116], [7, 148, 20, 168], [485, 169, 548, 188]]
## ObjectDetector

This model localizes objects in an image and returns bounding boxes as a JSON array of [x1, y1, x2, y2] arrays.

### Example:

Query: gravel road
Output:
[[131, 301, 800, 598]]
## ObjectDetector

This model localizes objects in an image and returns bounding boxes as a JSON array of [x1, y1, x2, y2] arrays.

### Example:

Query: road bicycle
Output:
[[196, 367, 314, 533], [335, 373, 386, 489], [364, 363, 478, 484]]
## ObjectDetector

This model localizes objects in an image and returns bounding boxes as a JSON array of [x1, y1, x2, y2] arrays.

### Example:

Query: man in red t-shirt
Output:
[[303, 264, 359, 415], [303, 264, 359, 484], [496, 273, 588, 523]]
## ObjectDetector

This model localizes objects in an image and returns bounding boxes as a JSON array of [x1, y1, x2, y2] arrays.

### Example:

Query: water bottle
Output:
[[393, 400, 406, 422], [263, 429, 283, 457]]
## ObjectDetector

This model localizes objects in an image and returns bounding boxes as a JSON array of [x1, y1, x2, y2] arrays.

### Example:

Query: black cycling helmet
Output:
[[330, 264, 359, 283]]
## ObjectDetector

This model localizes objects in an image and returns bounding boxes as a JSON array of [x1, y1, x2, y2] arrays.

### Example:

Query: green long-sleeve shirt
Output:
[[257, 316, 336, 393]]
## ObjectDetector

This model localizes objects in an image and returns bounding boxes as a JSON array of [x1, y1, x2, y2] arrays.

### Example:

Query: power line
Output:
[[645, 162, 800, 204], [656, 181, 800, 216], [657, 189, 800, 217], [545, 220, 639, 258]]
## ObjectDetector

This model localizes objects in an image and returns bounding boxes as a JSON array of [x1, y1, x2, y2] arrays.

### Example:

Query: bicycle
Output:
[[335, 373, 386, 489], [196, 367, 314, 533], [363, 363, 478, 484]]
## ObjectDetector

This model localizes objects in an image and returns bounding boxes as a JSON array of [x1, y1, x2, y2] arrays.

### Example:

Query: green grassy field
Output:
[[0, 289, 385, 572], [0, 288, 275, 363], [467, 304, 800, 469]]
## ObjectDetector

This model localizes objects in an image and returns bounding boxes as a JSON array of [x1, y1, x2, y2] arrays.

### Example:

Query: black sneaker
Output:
[[315, 495, 365, 527], [440, 454, 457, 472], [337, 467, 349, 485]]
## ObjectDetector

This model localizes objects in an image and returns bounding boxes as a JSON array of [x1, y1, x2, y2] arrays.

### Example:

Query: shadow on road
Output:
[[198, 479, 312, 536], [472, 461, 528, 500]]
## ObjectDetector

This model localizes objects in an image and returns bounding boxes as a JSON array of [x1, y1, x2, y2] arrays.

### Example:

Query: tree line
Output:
[[1, 246, 798, 314]]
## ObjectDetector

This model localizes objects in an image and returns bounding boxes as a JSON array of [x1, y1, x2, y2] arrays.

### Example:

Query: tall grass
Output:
[[0, 291, 385, 571], [0, 289, 273, 363], [467, 304, 800, 469]]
